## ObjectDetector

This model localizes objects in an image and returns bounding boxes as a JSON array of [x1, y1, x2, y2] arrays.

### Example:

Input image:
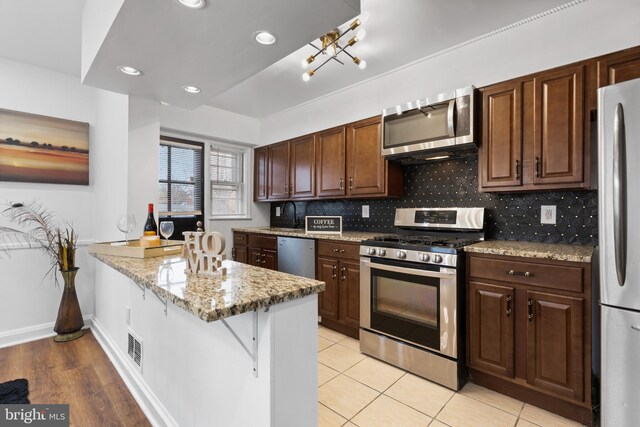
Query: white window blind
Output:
[[159, 139, 203, 216], [210, 146, 246, 216]]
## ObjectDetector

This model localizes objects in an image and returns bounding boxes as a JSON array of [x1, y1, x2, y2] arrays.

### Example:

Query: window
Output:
[[209, 144, 248, 217], [158, 137, 204, 216]]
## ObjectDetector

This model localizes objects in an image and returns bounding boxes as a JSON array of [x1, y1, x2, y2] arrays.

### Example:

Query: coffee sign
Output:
[[305, 216, 342, 235]]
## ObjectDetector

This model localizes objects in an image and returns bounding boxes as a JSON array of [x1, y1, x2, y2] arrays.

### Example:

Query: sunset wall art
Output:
[[0, 108, 89, 185]]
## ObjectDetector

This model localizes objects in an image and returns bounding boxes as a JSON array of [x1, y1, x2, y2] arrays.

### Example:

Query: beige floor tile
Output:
[[319, 375, 380, 420], [520, 404, 585, 427], [337, 336, 361, 352], [319, 403, 347, 427], [436, 394, 517, 427], [459, 382, 523, 416], [429, 421, 450, 427], [352, 394, 432, 427], [384, 373, 454, 417], [319, 363, 340, 386], [319, 343, 367, 372], [319, 326, 348, 342], [344, 357, 405, 392], [516, 420, 539, 427], [319, 336, 335, 351]]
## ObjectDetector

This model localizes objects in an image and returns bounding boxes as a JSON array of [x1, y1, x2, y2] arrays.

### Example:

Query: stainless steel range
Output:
[[359, 207, 485, 390]]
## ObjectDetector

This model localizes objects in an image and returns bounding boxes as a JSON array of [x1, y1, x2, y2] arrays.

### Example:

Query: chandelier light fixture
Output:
[[301, 17, 367, 82]]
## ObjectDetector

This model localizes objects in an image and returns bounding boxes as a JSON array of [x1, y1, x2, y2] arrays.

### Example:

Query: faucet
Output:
[[281, 201, 300, 228]]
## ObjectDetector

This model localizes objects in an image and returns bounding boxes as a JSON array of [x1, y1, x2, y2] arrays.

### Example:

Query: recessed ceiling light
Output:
[[118, 65, 142, 76], [254, 31, 277, 45], [183, 85, 201, 94], [178, 0, 205, 9], [160, 101, 170, 106]]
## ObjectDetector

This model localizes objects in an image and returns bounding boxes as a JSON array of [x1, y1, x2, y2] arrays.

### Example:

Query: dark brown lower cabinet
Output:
[[232, 232, 277, 271], [317, 240, 360, 339], [467, 253, 592, 426]]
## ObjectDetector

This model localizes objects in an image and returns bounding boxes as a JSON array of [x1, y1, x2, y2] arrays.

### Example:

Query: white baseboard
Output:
[[91, 317, 178, 427], [0, 315, 94, 349]]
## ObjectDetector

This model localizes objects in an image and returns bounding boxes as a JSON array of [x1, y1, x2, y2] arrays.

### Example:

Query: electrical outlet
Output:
[[125, 307, 131, 325], [540, 205, 557, 225], [275, 206, 281, 217], [362, 205, 370, 218]]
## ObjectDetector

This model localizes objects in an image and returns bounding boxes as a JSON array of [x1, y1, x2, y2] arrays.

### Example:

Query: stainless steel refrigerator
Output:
[[599, 77, 640, 426]]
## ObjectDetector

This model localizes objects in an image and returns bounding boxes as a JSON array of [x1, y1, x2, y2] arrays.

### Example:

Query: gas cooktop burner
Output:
[[372, 235, 478, 249]]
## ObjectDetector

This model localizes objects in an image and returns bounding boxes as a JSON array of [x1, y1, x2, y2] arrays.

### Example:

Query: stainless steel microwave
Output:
[[381, 86, 476, 162]]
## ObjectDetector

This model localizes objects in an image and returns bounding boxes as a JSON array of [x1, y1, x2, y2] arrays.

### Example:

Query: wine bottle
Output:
[[143, 203, 158, 236]]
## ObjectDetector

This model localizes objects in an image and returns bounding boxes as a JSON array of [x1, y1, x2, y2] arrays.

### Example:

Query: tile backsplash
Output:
[[270, 154, 598, 245]]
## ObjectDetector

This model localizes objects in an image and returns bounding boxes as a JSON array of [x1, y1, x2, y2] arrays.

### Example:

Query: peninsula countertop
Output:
[[92, 253, 325, 322], [232, 227, 386, 242], [465, 240, 595, 263]]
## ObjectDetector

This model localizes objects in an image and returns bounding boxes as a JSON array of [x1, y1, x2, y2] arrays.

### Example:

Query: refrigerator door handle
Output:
[[613, 103, 628, 286]]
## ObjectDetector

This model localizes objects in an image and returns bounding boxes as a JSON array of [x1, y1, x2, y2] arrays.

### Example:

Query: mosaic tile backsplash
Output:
[[270, 155, 598, 245]]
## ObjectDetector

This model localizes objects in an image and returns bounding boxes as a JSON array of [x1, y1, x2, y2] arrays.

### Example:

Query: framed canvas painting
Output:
[[0, 108, 89, 185]]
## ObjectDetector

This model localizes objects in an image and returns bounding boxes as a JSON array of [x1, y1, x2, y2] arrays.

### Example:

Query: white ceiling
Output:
[[0, 0, 572, 117]]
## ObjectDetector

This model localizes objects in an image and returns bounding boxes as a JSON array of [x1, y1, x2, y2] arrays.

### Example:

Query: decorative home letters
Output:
[[182, 231, 227, 276]]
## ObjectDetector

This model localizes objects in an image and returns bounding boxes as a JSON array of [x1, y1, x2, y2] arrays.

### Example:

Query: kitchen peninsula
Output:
[[91, 253, 324, 427]]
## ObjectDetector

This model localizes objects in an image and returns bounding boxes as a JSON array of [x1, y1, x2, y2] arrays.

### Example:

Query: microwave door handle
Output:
[[613, 103, 627, 286], [447, 99, 456, 137], [361, 258, 456, 278]]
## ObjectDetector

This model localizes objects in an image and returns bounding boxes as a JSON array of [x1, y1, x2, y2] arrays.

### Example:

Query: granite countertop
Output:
[[232, 227, 386, 242], [465, 240, 594, 263], [92, 253, 325, 322]]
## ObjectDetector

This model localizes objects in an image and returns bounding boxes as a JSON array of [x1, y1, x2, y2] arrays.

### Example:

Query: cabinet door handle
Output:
[[508, 270, 533, 277], [232, 248, 236, 259], [506, 295, 512, 316], [528, 298, 534, 321], [339, 178, 344, 191], [332, 265, 337, 279], [340, 266, 346, 280], [289, 183, 293, 194], [535, 157, 540, 178], [284, 185, 288, 194], [349, 177, 353, 190], [515, 160, 520, 180]]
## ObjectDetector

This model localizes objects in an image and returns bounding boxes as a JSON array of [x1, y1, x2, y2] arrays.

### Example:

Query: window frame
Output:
[[207, 141, 252, 220], [158, 135, 205, 218]]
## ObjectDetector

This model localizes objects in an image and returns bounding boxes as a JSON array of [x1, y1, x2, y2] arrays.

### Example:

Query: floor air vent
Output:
[[127, 330, 143, 372]]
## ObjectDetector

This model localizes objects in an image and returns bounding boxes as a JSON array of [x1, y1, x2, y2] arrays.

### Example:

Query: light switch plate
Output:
[[275, 206, 281, 217], [540, 205, 557, 225], [362, 205, 370, 218]]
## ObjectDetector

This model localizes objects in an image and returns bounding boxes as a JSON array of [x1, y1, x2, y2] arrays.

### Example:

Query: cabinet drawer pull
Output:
[[332, 248, 345, 253], [528, 298, 534, 321], [506, 295, 512, 316], [507, 270, 533, 277], [515, 160, 520, 180], [535, 157, 540, 178]]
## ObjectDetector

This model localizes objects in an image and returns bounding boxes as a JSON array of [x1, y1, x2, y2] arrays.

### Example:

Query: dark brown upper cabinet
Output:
[[254, 116, 402, 202], [480, 63, 589, 192], [596, 45, 640, 89]]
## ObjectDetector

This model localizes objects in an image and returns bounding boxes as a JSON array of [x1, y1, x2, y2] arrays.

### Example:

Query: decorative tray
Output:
[[88, 240, 184, 258]]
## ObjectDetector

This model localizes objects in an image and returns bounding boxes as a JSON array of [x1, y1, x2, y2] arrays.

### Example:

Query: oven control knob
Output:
[[396, 250, 407, 260], [377, 249, 386, 256], [367, 247, 377, 256], [432, 254, 443, 264], [418, 253, 430, 262]]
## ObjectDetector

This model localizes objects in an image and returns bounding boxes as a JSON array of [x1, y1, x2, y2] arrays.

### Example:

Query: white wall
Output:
[[260, 0, 640, 144], [160, 104, 270, 254], [0, 58, 98, 343]]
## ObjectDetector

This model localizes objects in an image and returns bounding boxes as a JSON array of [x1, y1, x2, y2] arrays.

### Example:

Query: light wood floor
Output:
[[0, 330, 150, 427]]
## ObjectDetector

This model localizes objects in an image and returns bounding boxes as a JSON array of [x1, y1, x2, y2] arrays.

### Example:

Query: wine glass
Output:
[[160, 221, 174, 243], [116, 214, 136, 246]]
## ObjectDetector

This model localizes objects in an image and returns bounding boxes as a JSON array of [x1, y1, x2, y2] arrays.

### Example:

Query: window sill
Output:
[[209, 216, 252, 221]]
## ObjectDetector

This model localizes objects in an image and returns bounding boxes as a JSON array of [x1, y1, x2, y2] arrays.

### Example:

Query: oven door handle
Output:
[[361, 258, 456, 278]]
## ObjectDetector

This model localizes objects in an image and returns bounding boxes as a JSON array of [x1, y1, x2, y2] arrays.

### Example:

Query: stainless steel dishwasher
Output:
[[277, 236, 316, 279]]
